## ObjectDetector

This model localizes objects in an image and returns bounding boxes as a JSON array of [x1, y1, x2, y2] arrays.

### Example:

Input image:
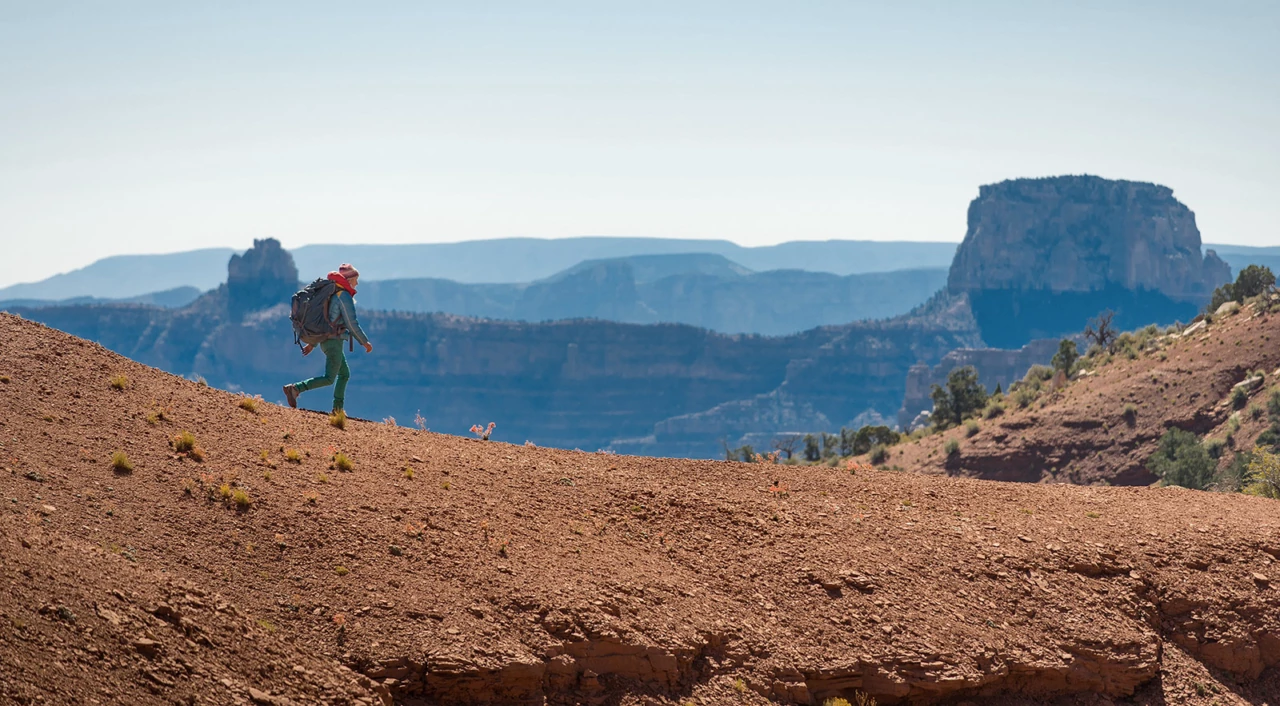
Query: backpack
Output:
[[289, 278, 346, 349]]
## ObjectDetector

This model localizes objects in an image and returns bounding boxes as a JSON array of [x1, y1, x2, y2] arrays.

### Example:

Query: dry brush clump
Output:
[[329, 410, 347, 430], [238, 394, 262, 413], [332, 452, 354, 472], [110, 451, 133, 474], [109, 373, 129, 391]]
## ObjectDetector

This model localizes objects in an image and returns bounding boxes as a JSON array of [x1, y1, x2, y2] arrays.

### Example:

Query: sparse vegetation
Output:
[[284, 448, 302, 463], [1232, 385, 1250, 409], [230, 488, 252, 510], [930, 366, 989, 428], [944, 439, 960, 457], [238, 394, 261, 413], [983, 398, 1005, 419], [1208, 264, 1276, 313], [1051, 338, 1078, 374], [333, 452, 354, 472], [470, 421, 496, 440], [403, 465, 415, 480], [329, 410, 346, 429], [109, 374, 129, 391], [1244, 447, 1280, 499], [1122, 403, 1137, 425], [110, 451, 133, 474], [171, 430, 197, 453], [964, 419, 979, 437], [333, 566, 349, 576], [1148, 428, 1215, 490], [868, 444, 890, 465], [1084, 310, 1118, 353]]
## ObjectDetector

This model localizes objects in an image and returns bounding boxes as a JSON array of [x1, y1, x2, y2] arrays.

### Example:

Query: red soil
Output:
[[1, 312, 1278, 705], [892, 302, 1280, 486]]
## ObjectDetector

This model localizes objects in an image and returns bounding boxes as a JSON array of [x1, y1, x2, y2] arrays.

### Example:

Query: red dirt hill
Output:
[[892, 299, 1280, 486], [1, 312, 1278, 705]]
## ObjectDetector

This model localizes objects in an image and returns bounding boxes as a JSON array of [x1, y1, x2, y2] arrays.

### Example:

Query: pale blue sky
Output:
[[2, 1, 1277, 283]]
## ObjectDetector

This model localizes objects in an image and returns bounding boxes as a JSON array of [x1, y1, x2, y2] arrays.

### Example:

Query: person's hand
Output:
[[301, 344, 315, 356], [364, 342, 374, 354]]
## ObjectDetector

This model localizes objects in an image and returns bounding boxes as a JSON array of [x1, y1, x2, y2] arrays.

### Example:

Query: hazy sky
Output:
[[3, 1, 1277, 283]]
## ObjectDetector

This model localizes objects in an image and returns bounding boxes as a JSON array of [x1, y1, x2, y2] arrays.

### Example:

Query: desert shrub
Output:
[[238, 395, 260, 413], [1249, 403, 1264, 421], [171, 431, 196, 453], [1228, 412, 1242, 434], [944, 439, 960, 457], [930, 366, 988, 428], [868, 444, 889, 465], [109, 374, 129, 391], [1232, 386, 1250, 409], [1244, 447, 1280, 499], [329, 410, 346, 430], [1122, 403, 1138, 425], [110, 451, 133, 474], [1204, 437, 1226, 459], [333, 452, 354, 472], [1051, 339, 1078, 374], [1012, 385, 1038, 409], [284, 448, 302, 463], [964, 419, 980, 437], [1216, 449, 1254, 492], [1148, 428, 1215, 490], [983, 399, 1005, 419], [1025, 365, 1054, 382], [230, 488, 252, 509]]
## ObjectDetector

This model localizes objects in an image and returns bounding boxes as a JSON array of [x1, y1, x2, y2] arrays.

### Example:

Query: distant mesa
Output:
[[948, 175, 1231, 347]]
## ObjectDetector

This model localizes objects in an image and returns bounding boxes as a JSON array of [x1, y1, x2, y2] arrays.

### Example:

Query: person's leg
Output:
[[295, 339, 343, 394], [332, 351, 351, 412]]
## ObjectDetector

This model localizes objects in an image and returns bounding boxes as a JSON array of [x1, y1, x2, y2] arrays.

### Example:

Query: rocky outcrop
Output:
[[896, 338, 1061, 429], [948, 176, 1229, 299], [226, 238, 298, 320], [946, 176, 1230, 348]]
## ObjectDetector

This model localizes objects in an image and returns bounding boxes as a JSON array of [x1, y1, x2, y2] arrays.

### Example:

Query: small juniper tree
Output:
[[1147, 428, 1215, 490], [803, 434, 821, 462], [1052, 339, 1079, 374], [930, 366, 989, 429]]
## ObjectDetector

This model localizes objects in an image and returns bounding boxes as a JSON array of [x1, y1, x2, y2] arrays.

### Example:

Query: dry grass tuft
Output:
[[110, 451, 133, 474], [333, 452, 354, 472], [238, 395, 260, 413], [109, 374, 129, 391], [329, 410, 347, 430], [171, 430, 196, 453]]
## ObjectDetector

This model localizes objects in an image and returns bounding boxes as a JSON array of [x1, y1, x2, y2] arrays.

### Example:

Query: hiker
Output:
[[283, 263, 373, 413]]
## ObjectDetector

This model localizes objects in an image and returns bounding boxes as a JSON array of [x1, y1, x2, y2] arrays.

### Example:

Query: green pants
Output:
[[294, 338, 350, 411]]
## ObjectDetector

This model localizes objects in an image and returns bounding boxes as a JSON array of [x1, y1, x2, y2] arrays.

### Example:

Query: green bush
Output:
[[944, 439, 960, 457], [930, 366, 989, 428], [1232, 386, 1249, 409], [1051, 339, 1079, 374], [868, 444, 890, 465], [1122, 403, 1138, 425], [983, 400, 1005, 419], [1244, 447, 1280, 499], [1147, 428, 1215, 490], [964, 419, 979, 437]]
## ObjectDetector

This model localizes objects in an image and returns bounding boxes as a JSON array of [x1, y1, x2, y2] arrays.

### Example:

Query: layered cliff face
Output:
[[948, 176, 1231, 347]]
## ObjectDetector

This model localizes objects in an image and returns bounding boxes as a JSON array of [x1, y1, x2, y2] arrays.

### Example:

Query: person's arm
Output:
[[333, 291, 371, 347]]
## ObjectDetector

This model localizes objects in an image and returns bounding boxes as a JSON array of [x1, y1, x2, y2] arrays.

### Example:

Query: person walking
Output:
[[283, 264, 373, 413]]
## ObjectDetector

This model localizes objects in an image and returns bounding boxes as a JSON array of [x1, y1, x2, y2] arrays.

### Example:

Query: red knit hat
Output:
[[338, 263, 359, 280]]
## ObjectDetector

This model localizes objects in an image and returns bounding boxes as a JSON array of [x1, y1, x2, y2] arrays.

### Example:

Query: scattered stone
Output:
[[24, 471, 44, 482], [133, 638, 160, 657], [388, 545, 403, 557], [1253, 573, 1270, 588], [38, 504, 56, 516], [55, 605, 76, 623], [248, 687, 274, 704]]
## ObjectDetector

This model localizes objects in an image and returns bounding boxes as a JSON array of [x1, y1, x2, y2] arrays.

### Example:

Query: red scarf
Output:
[[327, 272, 356, 296]]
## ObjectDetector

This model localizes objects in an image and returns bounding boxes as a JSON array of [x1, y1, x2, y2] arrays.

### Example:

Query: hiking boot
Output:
[[282, 384, 298, 409]]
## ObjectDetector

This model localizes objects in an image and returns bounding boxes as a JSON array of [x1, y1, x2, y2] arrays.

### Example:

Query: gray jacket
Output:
[[329, 289, 370, 346]]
